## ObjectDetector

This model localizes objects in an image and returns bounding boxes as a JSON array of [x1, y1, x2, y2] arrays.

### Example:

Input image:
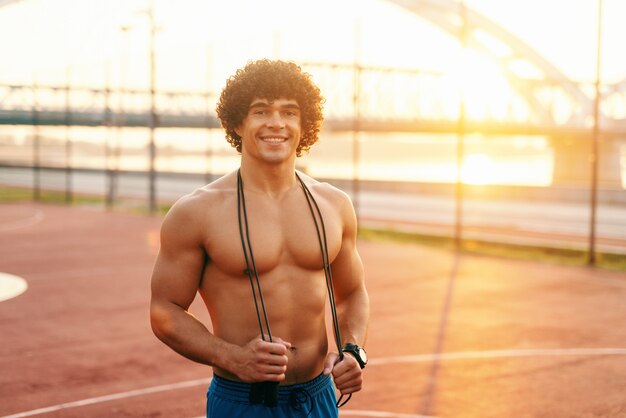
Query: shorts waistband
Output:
[[209, 373, 332, 404]]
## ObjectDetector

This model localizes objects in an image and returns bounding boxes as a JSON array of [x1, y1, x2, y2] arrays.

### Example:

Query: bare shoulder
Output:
[[161, 172, 237, 240], [298, 171, 351, 201], [297, 171, 355, 222]]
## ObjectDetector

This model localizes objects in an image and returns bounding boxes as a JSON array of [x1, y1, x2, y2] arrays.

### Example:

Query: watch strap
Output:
[[342, 343, 367, 369]]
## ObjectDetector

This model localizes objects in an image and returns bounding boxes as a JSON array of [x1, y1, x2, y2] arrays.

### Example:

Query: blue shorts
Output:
[[206, 373, 338, 417]]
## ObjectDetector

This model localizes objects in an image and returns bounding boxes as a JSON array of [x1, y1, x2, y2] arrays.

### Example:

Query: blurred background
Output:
[[1, 0, 625, 266]]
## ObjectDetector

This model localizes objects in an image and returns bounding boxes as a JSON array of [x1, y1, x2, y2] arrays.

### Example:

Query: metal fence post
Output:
[[588, 0, 604, 266], [454, 0, 468, 250], [65, 68, 73, 204], [32, 79, 40, 201]]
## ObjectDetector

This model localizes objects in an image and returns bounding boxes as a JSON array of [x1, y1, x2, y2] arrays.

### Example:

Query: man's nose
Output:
[[266, 111, 285, 128]]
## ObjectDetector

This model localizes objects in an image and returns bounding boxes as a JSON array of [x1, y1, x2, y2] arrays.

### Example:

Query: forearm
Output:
[[150, 301, 237, 370], [327, 284, 369, 396], [336, 285, 370, 347]]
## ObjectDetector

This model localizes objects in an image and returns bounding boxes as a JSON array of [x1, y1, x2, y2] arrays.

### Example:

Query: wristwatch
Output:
[[342, 343, 368, 369]]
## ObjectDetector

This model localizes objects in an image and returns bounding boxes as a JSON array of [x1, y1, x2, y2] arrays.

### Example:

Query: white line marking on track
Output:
[[0, 272, 28, 302], [340, 411, 437, 418], [0, 210, 44, 232], [367, 348, 626, 365], [189, 411, 438, 418], [1, 378, 212, 418], [5, 347, 626, 417]]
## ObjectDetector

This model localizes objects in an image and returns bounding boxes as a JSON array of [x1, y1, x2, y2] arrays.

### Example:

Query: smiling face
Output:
[[235, 97, 302, 165], [216, 60, 324, 157]]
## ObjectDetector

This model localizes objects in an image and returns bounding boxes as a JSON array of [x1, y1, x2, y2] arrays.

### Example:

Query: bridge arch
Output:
[[387, 0, 594, 125]]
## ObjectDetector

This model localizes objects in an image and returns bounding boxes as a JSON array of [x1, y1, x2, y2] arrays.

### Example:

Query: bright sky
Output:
[[2, 0, 625, 187], [0, 0, 624, 93]]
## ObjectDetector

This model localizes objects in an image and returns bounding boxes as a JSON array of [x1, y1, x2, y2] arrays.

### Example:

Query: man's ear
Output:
[[234, 126, 242, 138]]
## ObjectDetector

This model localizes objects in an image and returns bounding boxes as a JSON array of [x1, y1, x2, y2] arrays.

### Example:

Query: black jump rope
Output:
[[237, 169, 351, 408]]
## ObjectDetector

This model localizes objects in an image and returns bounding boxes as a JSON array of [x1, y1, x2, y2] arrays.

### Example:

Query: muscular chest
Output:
[[205, 192, 342, 276]]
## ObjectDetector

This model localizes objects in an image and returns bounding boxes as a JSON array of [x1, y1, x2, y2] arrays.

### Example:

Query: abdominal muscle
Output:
[[199, 264, 330, 385]]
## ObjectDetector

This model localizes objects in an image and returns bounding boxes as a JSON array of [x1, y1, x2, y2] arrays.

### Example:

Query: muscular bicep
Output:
[[151, 202, 207, 311], [327, 191, 369, 346], [330, 194, 365, 301]]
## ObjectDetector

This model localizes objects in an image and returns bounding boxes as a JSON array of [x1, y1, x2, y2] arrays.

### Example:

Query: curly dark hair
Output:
[[215, 59, 325, 157]]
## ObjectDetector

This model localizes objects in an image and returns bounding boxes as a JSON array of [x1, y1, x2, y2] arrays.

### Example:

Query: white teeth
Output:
[[262, 137, 286, 143]]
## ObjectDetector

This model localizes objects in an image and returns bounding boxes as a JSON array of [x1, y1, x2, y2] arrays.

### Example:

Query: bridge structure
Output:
[[1, 0, 626, 188]]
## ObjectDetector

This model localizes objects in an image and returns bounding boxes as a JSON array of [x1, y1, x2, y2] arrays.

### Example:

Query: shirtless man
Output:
[[150, 59, 369, 417]]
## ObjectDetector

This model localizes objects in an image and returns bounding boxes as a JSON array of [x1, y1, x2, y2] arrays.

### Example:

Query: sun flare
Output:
[[461, 153, 493, 185], [442, 50, 518, 121]]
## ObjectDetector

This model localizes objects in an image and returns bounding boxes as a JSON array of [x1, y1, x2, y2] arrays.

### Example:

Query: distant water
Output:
[[1, 125, 621, 188]]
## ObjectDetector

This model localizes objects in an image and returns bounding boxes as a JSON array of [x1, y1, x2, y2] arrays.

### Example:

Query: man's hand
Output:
[[232, 336, 291, 383], [323, 351, 363, 395]]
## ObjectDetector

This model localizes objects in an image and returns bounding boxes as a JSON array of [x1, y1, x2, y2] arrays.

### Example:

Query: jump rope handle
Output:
[[250, 381, 279, 407]]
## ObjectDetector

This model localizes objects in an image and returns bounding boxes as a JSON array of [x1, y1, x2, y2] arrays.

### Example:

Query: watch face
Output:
[[358, 347, 367, 363]]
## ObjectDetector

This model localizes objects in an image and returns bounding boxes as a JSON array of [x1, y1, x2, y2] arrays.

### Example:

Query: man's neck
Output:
[[239, 159, 298, 198]]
